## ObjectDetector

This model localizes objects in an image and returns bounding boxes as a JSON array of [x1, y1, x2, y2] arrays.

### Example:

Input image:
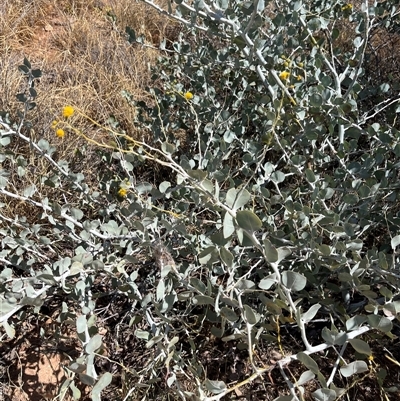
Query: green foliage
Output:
[[1, 0, 400, 400]]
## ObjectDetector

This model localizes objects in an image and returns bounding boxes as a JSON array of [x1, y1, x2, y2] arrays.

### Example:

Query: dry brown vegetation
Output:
[[0, 0, 173, 130]]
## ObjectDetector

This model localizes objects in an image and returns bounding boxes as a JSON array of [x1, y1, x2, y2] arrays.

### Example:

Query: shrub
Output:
[[1, 0, 400, 400]]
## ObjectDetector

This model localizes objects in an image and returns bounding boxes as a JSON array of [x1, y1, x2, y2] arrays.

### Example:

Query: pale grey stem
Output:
[[278, 362, 301, 401], [327, 342, 348, 386]]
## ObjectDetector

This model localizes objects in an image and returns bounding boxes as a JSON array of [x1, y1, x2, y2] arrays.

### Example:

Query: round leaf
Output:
[[259, 274, 277, 290], [193, 295, 214, 306], [204, 379, 227, 394], [305, 168, 316, 183], [223, 212, 235, 238], [92, 372, 112, 401], [220, 307, 238, 322], [282, 271, 307, 292], [367, 315, 393, 333], [340, 360, 368, 377], [391, 234, 400, 250], [220, 247, 234, 268], [348, 339, 371, 356], [263, 239, 278, 263], [310, 93, 323, 107], [243, 304, 259, 325], [297, 370, 315, 386], [271, 171, 286, 184], [312, 388, 336, 401], [226, 188, 237, 208], [321, 327, 347, 345], [296, 352, 319, 374], [236, 210, 262, 232], [301, 304, 321, 324], [85, 334, 103, 354], [234, 189, 251, 209], [343, 193, 359, 205], [187, 169, 207, 181]]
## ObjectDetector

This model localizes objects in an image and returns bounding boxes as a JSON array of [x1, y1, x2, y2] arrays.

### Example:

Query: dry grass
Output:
[[0, 0, 172, 132], [0, 0, 178, 220]]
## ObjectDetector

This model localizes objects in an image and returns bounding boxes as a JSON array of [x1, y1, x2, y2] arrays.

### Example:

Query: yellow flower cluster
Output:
[[279, 56, 305, 84], [342, 3, 353, 11], [279, 71, 290, 81], [62, 105, 75, 118], [184, 91, 193, 100], [118, 188, 128, 197], [56, 129, 65, 138], [52, 106, 75, 139]]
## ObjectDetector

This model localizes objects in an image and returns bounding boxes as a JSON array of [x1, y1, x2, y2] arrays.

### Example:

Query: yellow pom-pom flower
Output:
[[56, 129, 65, 138], [118, 188, 128, 197], [342, 4, 353, 11], [51, 120, 58, 129], [62, 105, 75, 118], [279, 71, 290, 81], [184, 91, 193, 100]]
